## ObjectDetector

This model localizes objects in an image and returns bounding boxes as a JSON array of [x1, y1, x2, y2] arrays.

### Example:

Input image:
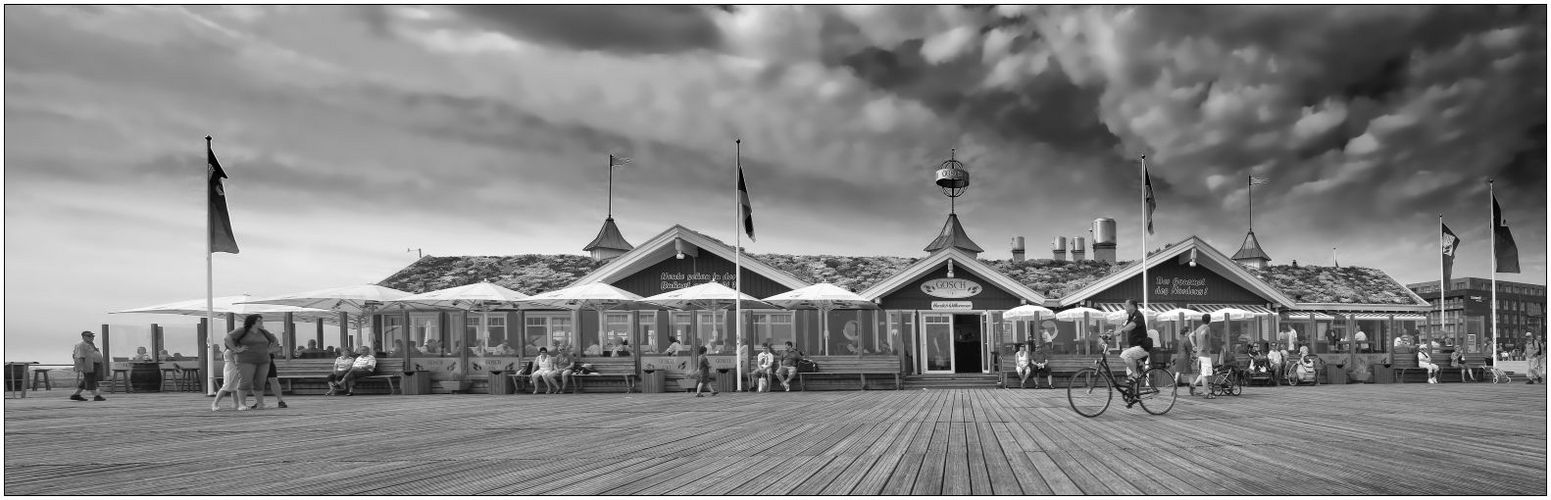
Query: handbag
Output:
[[797, 359, 819, 373]]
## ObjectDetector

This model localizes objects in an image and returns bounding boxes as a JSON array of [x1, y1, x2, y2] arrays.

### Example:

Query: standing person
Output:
[[1524, 335, 1544, 384], [1354, 327, 1370, 353], [324, 348, 356, 396], [776, 341, 801, 392], [1014, 343, 1032, 388], [1188, 315, 1214, 396], [226, 314, 275, 409], [1190, 345, 1214, 397], [1117, 299, 1151, 382], [211, 343, 247, 411], [255, 346, 288, 408], [692, 346, 719, 397], [69, 331, 106, 402]]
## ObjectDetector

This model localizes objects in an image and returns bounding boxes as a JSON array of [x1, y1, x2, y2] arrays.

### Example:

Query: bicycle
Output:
[[1067, 335, 1178, 417]]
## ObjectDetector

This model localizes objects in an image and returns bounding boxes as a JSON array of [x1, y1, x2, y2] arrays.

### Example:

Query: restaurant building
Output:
[[1405, 277, 1546, 357], [360, 211, 1434, 391]]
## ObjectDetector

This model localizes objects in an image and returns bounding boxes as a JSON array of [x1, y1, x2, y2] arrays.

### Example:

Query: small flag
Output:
[[1494, 195, 1519, 273], [1441, 222, 1460, 289], [208, 138, 239, 254], [738, 162, 755, 242], [1250, 176, 1270, 185], [609, 154, 631, 168], [1143, 164, 1156, 235]]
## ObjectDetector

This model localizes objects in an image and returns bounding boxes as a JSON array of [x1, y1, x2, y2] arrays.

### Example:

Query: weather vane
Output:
[[934, 148, 969, 214]]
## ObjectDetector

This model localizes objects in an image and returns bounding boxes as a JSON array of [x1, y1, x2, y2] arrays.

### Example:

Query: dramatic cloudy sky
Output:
[[5, 5, 1546, 362]]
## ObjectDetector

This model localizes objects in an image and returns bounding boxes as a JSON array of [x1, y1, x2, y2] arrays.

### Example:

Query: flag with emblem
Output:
[[208, 139, 239, 254], [1493, 194, 1519, 273], [1441, 222, 1459, 289], [609, 154, 631, 168], [1144, 165, 1156, 235], [738, 157, 755, 242]]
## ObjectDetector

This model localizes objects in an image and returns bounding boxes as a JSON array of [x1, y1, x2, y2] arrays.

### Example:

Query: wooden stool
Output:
[[160, 365, 182, 392], [108, 368, 132, 393], [178, 366, 202, 392], [30, 369, 52, 391]]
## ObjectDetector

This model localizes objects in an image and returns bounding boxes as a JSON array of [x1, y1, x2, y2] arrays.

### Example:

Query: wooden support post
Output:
[[197, 319, 209, 395], [150, 324, 162, 362], [338, 312, 350, 351], [283, 312, 296, 360], [100, 324, 111, 377], [225, 313, 236, 335], [314, 319, 325, 351]]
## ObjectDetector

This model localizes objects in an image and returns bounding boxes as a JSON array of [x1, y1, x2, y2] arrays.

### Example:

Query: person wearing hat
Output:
[[70, 331, 106, 401]]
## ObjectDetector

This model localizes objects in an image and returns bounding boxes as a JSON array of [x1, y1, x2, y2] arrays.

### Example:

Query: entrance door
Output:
[[953, 314, 983, 374], [921, 313, 954, 373]]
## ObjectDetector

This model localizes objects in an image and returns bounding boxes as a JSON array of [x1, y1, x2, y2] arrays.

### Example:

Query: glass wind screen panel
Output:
[[923, 316, 952, 372]]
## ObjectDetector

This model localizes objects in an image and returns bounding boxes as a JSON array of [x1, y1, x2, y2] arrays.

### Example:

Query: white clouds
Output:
[[1290, 100, 1349, 143], [920, 25, 979, 64]]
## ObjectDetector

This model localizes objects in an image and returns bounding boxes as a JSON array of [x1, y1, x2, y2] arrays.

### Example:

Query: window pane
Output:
[[603, 313, 631, 352]]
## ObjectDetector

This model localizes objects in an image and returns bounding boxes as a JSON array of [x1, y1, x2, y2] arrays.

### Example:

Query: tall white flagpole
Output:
[[205, 136, 218, 396], [734, 139, 744, 392], [1490, 179, 1497, 359]]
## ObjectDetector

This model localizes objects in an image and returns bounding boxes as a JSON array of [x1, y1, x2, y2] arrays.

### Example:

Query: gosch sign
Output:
[[921, 278, 982, 298]]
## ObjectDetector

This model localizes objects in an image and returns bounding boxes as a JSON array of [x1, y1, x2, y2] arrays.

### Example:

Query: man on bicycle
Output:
[[1118, 298, 1151, 383]]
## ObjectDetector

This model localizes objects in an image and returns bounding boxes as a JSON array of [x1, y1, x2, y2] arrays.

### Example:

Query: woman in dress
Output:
[[692, 346, 719, 397], [530, 347, 559, 394]]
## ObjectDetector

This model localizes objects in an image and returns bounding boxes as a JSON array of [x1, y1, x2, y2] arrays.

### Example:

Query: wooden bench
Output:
[[565, 357, 638, 394], [796, 356, 900, 391], [270, 358, 404, 395], [1393, 350, 1459, 383]]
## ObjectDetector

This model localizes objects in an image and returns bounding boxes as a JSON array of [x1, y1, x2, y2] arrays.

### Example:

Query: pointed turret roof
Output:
[[923, 213, 983, 254], [582, 217, 634, 253], [1231, 230, 1270, 262]]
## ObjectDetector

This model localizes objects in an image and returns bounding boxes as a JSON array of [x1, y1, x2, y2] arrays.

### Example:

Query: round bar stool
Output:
[[159, 364, 183, 392], [107, 367, 132, 393], [30, 369, 52, 391], [179, 365, 203, 392]]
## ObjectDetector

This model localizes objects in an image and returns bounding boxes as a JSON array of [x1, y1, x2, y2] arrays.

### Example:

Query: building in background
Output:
[[1406, 278, 1546, 358]]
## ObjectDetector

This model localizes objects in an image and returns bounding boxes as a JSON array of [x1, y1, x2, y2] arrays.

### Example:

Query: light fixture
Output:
[[676, 252, 685, 260], [1189, 248, 1198, 267], [947, 260, 955, 278]]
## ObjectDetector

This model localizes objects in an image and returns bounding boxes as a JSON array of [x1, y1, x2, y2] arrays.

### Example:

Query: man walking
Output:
[[70, 331, 105, 401]]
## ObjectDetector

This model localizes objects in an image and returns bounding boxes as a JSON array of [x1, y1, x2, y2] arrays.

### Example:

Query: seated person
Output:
[[131, 346, 153, 362], [1417, 348, 1440, 384], [662, 337, 684, 356], [750, 344, 775, 392], [553, 348, 576, 391], [584, 343, 603, 356], [157, 349, 173, 360], [1029, 343, 1052, 389], [388, 339, 405, 356], [325, 348, 358, 395], [295, 340, 320, 358], [610, 340, 632, 357], [530, 347, 560, 394], [337, 346, 377, 396]]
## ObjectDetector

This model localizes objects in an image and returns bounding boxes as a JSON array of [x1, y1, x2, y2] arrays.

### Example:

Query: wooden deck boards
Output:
[[4, 384, 1545, 495]]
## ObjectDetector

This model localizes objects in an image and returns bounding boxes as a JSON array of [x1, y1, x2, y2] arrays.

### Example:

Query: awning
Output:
[[1285, 312, 1426, 321], [1192, 304, 1275, 316], [1285, 312, 1335, 320], [1095, 302, 1177, 313]]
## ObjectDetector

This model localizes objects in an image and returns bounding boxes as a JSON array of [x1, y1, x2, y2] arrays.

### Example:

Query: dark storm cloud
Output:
[[447, 5, 723, 54]]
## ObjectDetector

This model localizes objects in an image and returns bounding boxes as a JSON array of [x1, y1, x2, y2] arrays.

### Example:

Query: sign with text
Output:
[[930, 301, 974, 311], [659, 272, 735, 291], [1153, 276, 1209, 297], [921, 278, 983, 299]]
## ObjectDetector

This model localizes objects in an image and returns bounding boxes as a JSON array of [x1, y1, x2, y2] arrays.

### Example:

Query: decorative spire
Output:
[[1231, 229, 1271, 268], [583, 217, 633, 261], [924, 213, 983, 255]]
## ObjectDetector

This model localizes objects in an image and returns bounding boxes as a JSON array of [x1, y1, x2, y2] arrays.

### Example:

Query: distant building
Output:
[[1406, 277, 1546, 356]]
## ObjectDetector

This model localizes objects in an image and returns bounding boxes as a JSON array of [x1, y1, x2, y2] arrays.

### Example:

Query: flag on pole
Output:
[[208, 141, 239, 254], [609, 154, 631, 168], [1250, 176, 1270, 185], [1441, 222, 1460, 287], [737, 161, 755, 242], [1143, 164, 1156, 235], [1493, 195, 1520, 273]]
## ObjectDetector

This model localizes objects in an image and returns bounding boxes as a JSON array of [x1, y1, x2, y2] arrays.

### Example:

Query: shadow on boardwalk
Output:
[[5, 384, 1546, 495]]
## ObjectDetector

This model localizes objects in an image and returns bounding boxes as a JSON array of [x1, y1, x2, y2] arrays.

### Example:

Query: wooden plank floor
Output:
[[5, 383, 1546, 495]]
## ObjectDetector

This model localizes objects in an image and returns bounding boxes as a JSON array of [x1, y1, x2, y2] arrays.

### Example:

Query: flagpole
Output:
[[1247, 175, 1253, 232], [1490, 179, 1497, 359], [205, 136, 217, 396], [734, 139, 744, 392], [607, 154, 614, 219], [1140, 155, 1149, 310]]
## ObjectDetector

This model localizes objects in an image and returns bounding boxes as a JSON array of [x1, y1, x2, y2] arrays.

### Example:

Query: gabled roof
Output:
[[571, 225, 812, 290], [1058, 236, 1298, 308], [754, 254, 919, 293], [1231, 230, 1270, 261], [923, 213, 984, 254], [1247, 264, 1433, 309], [860, 248, 1047, 304], [582, 217, 634, 252]]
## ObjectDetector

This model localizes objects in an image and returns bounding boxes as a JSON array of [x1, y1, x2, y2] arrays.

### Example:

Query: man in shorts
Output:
[[338, 346, 377, 396], [1028, 342, 1052, 389], [776, 341, 801, 392], [69, 331, 105, 402], [1117, 299, 1151, 382], [324, 348, 357, 395]]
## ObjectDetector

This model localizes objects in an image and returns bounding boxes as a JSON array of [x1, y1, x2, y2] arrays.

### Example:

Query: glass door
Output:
[[921, 313, 954, 374]]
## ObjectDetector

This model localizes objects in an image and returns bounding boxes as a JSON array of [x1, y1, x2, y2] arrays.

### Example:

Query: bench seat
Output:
[[271, 358, 404, 395], [795, 356, 900, 391]]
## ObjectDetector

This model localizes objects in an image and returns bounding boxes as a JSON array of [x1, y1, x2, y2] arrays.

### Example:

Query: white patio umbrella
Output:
[[385, 282, 529, 357], [1208, 307, 1261, 322], [1153, 308, 1204, 322], [242, 284, 412, 351], [114, 294, 336, 322], [1055, 307, 1106, 353], [646, 281, 775, 392], [764, 283, 876, 357], [1002, 304, 1055, 346], [1104, 308, 1161, 324]]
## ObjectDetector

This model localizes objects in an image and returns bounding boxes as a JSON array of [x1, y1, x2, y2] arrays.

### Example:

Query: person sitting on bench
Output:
[[324, 348, 356, 395], [1417, 347, 1440, 384], [530, 347, 560, 394], [751, 344, 775, 392], [1029, 342, 1052, 389], [337, 346, 377, 396]]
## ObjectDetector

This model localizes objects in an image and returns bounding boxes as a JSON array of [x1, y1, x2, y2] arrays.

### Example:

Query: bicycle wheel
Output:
[[1067, 368, 1112, 418], [1136, 367, 1178, 415]]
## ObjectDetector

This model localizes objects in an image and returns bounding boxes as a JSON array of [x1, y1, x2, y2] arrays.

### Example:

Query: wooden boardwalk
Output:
[[5, 383, 1546, 495]]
